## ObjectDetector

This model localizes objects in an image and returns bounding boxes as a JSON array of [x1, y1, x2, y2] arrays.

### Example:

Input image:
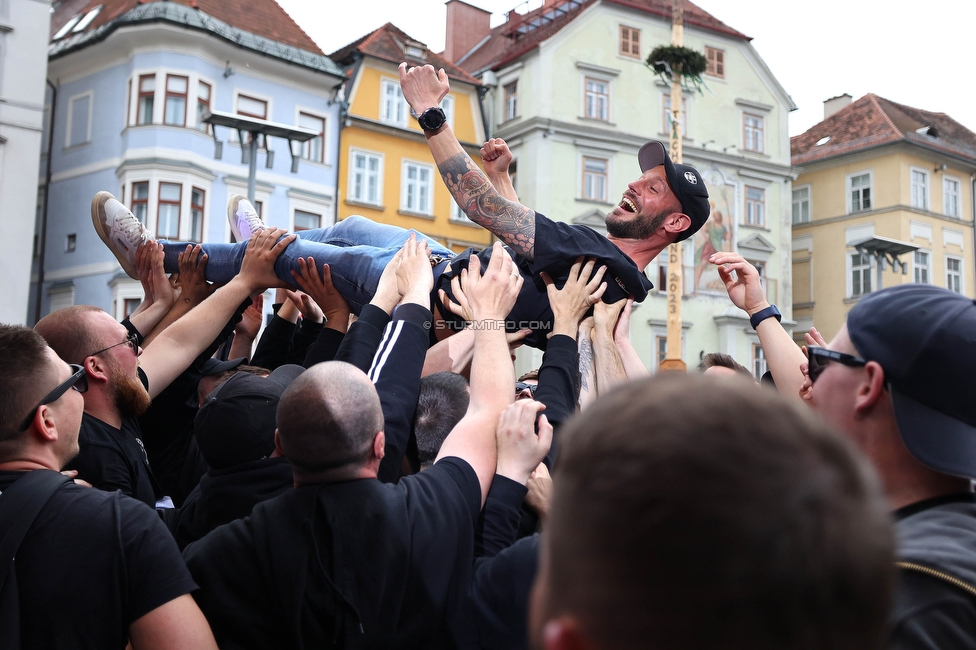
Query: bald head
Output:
[[35, 305, 104, 365], [276, 362, 384, 478]]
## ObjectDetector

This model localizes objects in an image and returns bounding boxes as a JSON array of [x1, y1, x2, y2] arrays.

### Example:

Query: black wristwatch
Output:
[[750, 304, 781, 330], [416, 107, 447, 132]]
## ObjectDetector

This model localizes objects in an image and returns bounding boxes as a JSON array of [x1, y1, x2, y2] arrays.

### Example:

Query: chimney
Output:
[[823, 93, 852, 120], [445, 0, 492, 63]]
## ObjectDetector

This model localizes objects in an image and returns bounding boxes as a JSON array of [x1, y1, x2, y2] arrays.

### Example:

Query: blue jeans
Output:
[[161, 216, 455, 313]]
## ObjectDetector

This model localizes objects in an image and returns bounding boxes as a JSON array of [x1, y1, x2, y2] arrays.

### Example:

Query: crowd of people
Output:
[[2, 63, 975, 650]]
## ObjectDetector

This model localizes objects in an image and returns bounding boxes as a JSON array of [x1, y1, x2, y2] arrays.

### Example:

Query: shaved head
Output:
[[276, 362, 384, 477], [34, 305, 103, 365]]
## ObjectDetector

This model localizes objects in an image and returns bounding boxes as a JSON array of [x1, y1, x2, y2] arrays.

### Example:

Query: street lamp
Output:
[[202, 110, 319, 203]]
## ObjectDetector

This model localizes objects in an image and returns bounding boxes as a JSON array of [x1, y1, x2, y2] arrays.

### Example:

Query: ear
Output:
[[33, 404, 60, 443], [84, 354, 110, 383], [542, 617, 591, 650], [664, 213, 691, 238], [273, 429, 284, 458], [854, 360, 887, 414], [373, 431, 386, 461]]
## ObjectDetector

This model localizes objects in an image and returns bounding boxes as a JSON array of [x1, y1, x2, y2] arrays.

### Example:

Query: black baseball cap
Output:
[[194, 364, 304, 469], [848, 284, 976, 479], [638, 140, 710, 242], [200, 356, 246, 376]]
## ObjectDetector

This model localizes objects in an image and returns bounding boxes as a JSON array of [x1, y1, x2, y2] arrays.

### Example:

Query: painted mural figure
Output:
[[693, 202, 732, 294]]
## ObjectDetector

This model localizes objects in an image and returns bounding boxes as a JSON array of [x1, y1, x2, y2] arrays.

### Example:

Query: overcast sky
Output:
[[278, 0, 976, 137]]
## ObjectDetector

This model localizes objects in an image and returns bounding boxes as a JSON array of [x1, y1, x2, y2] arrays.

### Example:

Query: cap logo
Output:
[[684, 171, 698, 185]]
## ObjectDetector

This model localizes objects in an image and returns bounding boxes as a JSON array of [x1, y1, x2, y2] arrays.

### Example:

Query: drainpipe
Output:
[[34, 78, 57, 324]]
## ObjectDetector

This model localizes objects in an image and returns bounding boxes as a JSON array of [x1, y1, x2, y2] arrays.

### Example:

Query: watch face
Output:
[[419, 107, 447, 131]]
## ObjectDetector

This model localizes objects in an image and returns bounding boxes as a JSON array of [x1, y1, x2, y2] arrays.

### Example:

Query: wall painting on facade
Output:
[[691, 166, 737, 295]]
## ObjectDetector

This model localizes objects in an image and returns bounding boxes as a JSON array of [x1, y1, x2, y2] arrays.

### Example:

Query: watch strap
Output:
[[750, 304, 781, 330]]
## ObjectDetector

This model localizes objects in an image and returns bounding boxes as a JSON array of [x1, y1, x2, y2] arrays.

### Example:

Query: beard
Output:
[[605, 210, 667, 240], [110, 359, 151, 417]]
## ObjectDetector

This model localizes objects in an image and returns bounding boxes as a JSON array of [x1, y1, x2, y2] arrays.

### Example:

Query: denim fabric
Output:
[[161, 216, 455, 313]]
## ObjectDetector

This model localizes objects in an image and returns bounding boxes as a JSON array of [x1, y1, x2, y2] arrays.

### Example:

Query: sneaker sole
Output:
[[91, 191, 139, 279], [227, 194, 246, 242]]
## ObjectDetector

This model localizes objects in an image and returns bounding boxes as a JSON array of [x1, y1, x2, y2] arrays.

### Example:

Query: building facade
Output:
[[33, 0, 344, 321], [329, 23, 491, 253], [448, 0, 795, 376], [1, 0, 52, 324], [791, 94, 976, 342]]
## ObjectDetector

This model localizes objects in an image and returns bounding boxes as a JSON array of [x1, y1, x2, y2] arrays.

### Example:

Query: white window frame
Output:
[[847, 170, 873, 214], [910, 166, 930, 210], [752, 343, 767, 380], [440, 94, 455, 130], [913, 249, 931, 284], [347, 148, 384, 207], [946, 255, 964, 294], [847, 250, 873, 298], [944, 175, 961, 217], [65, 91, 93, 148], [118, 171, 214, 243], [742, 112, 764, 153], [380, 77, 408, 128], [127, 69, 217, 132], [109, 278, 145, 322], [580, 154, 610, 202], [744, 185, 766, 227], [295, 106, 329, 165], [502, 79, 518, 122], [792, 184, 811, 224], [400, 159, 435, 216], [583, 76, 610, 121]]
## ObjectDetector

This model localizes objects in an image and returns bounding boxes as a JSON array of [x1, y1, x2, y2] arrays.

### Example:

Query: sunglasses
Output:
[[515, 382, 539, 396], [88, 332, 140, 358], [805, 346, 867, 384], [18, 364, 88, 432]]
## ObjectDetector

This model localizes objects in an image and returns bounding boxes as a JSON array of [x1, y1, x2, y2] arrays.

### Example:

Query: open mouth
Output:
[[619, 195, 638, 213]]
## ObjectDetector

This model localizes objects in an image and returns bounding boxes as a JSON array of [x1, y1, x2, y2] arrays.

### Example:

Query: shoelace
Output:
[[116, 208, 149, 246]]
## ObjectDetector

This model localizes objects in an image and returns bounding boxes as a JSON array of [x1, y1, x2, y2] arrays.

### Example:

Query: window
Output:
[[911, 169, 929, 210], [299, 112, 325, 163], [66, 234, 77, 253], [294, 209, 321, 231], [656, 336, 667, 368], [157, 183, 181, 239], [190, 187, 205, 242], [584, 78, 609, 121], [662, 93, 688, 135], [705, 46, 725, 78], [582, 156, 608, 202], [164, 75, 188, 126], [137, 75, 154, 125], [73, 6, 102, 32], [124, 80, 131, 131], [743, 113, 764, 152], [131, 182, 149, 223], [745, 186, 765, 227], [752, 344, 767, 380], [792, 186, 810, 224], [947, 257, 963, 294], [914, 250, 930, 284], [123, 298, 141, 318], [196, 81, 211, 133], [350, 150, 382, 205], [503, 81, 518, 121], [380, 79, 408, 127], [66, 93, 92, 147], [944, 177, 960, 217], [619, 25, 640, 58], [851, 252, 872, 297], [237, 94, 267, 119], [450, 197, 473, 223], [440, 95, 455, 129], [850, 173, 872, 212], [402, 161, 434, 215]]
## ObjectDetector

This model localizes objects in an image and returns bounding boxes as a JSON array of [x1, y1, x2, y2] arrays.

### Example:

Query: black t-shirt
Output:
[[184, 456, 481, 649], [0, 471, 197, 649], [434, 212, 653, 349]]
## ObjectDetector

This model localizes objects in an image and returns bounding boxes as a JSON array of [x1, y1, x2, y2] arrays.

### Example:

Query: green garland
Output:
[[646, 45, 707, 94]]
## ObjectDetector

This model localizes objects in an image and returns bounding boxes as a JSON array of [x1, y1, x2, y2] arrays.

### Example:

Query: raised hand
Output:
[[292, 258, 350, 327], [236, 292, 265, 341], [178, 243, 213, 304], [495, 399, 553, 485], [398, 63, 450, 115], [480, 138, 514, 177], [238, 227, 296, 292], [395, 233, 434, 304], [370, 248, 405, 315], [283, 288, 325, 324], [711, 252, 769, 316], [541, 256, 607, 339]]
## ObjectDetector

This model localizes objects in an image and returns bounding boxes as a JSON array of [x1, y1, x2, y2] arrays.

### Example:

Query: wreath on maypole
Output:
[[646, 45, 708, 94]]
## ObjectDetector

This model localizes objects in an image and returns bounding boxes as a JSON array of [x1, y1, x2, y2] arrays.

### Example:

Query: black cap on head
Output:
[[200, 356, 246, 376], [194, 364, 304, 469], [848, 285, 976, 479], [638, 140, 710, 242]]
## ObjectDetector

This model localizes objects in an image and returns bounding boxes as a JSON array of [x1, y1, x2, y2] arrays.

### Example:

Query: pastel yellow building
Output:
[[329, 24, 491, 252], [792, 94, 976, 342]]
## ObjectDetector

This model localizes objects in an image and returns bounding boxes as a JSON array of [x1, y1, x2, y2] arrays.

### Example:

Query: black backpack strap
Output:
[[0, 470, 72, 589]]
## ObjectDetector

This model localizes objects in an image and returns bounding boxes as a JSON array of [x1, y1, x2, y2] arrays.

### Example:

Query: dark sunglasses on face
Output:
[[515, 382, 539, 396], [88, 332, 140, 358], [17, 364, 88, 432], [805, 346, 868, 384]]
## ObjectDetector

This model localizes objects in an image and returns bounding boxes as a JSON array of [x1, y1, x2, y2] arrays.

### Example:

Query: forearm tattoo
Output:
[[438, 152, 536, 258]]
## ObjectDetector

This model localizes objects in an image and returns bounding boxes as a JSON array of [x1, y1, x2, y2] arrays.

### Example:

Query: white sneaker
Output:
[[91, 191, 153, 279], [227, 194, 266, 242]]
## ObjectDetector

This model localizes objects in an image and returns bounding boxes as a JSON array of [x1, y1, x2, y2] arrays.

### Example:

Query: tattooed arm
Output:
[[399, 63, 537, 259]]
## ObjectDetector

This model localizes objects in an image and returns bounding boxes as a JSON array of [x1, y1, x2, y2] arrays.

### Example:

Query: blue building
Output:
[[33, 0, 344, 321]]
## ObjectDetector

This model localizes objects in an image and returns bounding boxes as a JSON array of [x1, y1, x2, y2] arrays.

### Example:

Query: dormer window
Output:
[[53, 15, 82, 40], [405, 44, 426, 59], [73, 6, 102, 32]]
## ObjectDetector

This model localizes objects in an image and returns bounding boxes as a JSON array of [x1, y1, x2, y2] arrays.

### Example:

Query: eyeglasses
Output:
[[805, 346, 868, 384], [88, 333, 140, 358], [18, 364, 88, 432], [515, 382, 539, 396]]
